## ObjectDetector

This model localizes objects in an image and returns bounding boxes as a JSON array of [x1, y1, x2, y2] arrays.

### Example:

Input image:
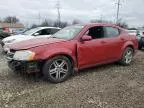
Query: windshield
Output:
[[23, 28, 41, 35], [52, 26, 84, 40]]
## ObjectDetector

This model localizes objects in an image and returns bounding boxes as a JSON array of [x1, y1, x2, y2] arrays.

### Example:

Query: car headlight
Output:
[[4, 39, 16, 43], [13, 50, 35, 61]]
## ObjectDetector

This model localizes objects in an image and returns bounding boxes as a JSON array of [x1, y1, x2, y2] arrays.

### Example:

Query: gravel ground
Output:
[[0, 46, 144, 108]]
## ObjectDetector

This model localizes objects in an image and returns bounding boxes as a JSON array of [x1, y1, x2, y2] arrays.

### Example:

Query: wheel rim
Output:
[[49, 59, 68, 80], [124, 49, 133, 64]]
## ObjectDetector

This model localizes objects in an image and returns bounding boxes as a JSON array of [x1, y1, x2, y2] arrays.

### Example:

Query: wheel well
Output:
[[126, 45, 134, 51], [45, 54, 75, 68], [60, 54, 75, 67]]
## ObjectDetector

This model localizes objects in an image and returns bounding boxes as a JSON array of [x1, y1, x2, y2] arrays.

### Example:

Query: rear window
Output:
[[104, 27, 120, 38], [50, 29, 60, 34]]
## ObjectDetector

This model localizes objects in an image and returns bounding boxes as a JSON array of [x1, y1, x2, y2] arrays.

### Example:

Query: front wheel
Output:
[[119, 47, 134, 66], [43, 56, 72, 83]]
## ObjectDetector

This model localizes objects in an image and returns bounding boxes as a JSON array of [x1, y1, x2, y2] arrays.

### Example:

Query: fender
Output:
[[120, 40, 135, 57], [41, 47, 77, 68]]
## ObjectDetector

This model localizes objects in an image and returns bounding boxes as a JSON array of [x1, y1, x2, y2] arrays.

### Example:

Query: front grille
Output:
[[0, 41, 4, 47], [10, 49, 16, 53], [7, 49, 16, 61]]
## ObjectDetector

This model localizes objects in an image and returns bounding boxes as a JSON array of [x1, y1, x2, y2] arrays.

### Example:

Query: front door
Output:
[[77, 26, 106, 69]]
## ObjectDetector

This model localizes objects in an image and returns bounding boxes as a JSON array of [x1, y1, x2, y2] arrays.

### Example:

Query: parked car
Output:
[[127, 30, 137, 36], [1, 27, 61, 48], [127, 29, 144, 50], [0, 31, 11, 47], [6, 24, 138, 83], [12, 29, 26, 35]]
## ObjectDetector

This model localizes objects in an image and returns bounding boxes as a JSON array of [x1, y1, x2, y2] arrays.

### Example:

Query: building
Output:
[[0, 23, 24, 33]]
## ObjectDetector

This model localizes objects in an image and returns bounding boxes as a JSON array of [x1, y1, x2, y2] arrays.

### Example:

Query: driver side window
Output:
[[35, 29, 51, 36], [86, 26, 104, 39]]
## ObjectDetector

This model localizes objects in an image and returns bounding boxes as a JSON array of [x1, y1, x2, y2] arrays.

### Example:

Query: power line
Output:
[[38, 12, 41, 25]]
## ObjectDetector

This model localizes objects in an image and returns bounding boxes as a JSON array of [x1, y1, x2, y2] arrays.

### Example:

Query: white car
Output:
[[2, 27, 61, 47], [127, 30, 137, 36]]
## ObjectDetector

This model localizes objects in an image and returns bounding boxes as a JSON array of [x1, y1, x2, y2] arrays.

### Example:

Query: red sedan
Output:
[[6, 23, 138, 83]]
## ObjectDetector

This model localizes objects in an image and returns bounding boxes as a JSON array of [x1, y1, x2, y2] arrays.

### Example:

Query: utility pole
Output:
[[56, 0, 61, 27], [116, 0, 121, 24], [38, 12, 41, 25], [100, 14, 103, 22]]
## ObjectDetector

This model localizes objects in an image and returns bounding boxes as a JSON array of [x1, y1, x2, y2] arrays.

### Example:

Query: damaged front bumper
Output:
[[8, 60, 42, 73], [6, 49, 43, 73], [0, 40, 4, 47]]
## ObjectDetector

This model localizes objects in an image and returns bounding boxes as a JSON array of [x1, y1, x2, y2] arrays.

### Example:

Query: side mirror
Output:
[[33, 33, 39, 36], [81, 35, 92, 41]]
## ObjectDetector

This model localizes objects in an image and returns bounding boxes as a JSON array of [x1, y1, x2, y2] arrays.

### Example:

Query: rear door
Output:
[[103, 26, 124, 60]]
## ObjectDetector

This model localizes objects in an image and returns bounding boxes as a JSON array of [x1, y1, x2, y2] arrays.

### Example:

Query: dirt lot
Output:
[[0, 47, 144, 108]]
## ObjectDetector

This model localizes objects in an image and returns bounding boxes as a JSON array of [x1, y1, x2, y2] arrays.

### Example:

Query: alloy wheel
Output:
[[124, 49, 133, 64], [49, 59, 68, 80]]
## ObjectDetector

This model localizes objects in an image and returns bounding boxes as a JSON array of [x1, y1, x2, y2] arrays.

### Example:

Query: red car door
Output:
[[77, 26, 106, 69], [102, 26, 124, 61], [77, 39, 106, 69]]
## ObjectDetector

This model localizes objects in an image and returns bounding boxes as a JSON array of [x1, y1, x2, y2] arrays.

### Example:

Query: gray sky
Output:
[[0, 0, 144, 27]]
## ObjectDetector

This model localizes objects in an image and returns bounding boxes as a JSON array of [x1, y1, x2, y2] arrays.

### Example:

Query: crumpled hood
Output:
[[6, 37, 66, 50]]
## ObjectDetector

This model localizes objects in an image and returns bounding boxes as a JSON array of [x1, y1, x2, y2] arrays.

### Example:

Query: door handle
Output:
[[101, 41, 107, 44]]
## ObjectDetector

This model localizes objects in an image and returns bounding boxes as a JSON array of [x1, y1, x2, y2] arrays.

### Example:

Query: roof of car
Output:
[[37, 27, 61, 29]]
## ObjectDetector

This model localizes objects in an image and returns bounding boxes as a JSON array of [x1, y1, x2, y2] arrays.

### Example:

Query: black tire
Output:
[[43, 56, 73, 83], [119, 47, 134, 66]]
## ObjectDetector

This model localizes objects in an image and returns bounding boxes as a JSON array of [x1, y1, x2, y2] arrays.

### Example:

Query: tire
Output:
[[119, 47, 134, 66], [42, 56, 73, 83]]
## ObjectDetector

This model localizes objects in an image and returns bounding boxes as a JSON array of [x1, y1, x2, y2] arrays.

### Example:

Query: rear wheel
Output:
[[43, 56, 72, 83], [119, 47, 134, 66]]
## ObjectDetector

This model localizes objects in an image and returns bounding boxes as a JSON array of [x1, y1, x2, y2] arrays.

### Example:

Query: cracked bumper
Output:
[[8, 60, 42, 73]]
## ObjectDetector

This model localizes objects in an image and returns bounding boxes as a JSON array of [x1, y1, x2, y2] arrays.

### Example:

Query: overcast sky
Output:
[[0, 0, 143, 27]]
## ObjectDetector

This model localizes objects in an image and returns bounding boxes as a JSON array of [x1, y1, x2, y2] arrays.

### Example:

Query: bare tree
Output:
[[30, 24, 38, 29], [53, 21, 68, 28], [90, 19, 113, 24], [116, 19, 128, 29], [72, 19, 81, 25], [40, 19, 53, 27], [4, 16, 19, 23]]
